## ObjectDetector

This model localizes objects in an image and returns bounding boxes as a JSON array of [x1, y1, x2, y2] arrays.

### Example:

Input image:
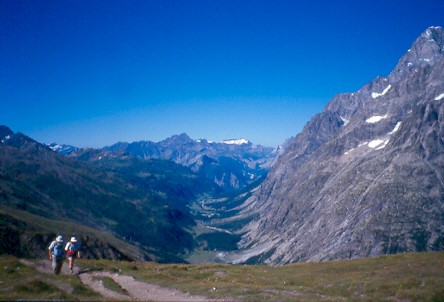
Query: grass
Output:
[[1, 252, 443, 301], [93, 276, 129, 296], [78, 251, 444, 301], [0, 255, 101, 301]]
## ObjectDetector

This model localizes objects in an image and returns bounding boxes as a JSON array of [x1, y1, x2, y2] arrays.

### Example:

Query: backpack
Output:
[[52, 241, 64, 258], [66, 242, 79, 255]]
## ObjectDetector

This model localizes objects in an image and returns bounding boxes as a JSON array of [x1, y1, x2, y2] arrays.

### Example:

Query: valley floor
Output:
[[1, 251, 443, 301]]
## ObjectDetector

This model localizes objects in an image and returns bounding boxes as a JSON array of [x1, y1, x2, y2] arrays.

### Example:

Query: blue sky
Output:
[[1, 0, 443, 147]]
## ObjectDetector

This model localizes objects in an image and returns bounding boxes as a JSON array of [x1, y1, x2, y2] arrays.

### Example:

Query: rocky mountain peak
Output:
[[390, 26, 444, 82], [231, 26, 444, 265], [408, 26, 443, 62], [421, 26, 444, 44], [161, 133, 194, 146]]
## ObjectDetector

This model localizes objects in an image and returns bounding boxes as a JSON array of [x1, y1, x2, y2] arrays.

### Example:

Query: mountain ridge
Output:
[[0, 127, 219, 262], [230, 26, 444, 265], [49, 133, 277, 191]]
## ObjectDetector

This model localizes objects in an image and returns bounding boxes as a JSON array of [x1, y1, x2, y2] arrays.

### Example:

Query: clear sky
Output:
[[1, 0, 443, 147]]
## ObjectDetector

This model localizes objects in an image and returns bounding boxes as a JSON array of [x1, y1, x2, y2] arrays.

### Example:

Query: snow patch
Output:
[[389, 122, 401, 134], [344, 148, 354, 155], [371, 84, 391, 99], [344, 142, 368, 155], [366, 115, 388, 124], [434, 93, 444, 101], [340, 116, 349, 126], [221, 138, 250, 145], [368, 139, 389, 150], [423, 29, 433, 40], [407, 62, 413, 67], [49, 144, 62, 151], [1, 135, 10, 143]]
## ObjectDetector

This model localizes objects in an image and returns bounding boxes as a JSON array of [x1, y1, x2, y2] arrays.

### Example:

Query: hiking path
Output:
[[20, 259, 221, 301]]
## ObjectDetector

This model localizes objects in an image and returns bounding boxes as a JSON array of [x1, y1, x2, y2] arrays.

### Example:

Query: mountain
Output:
[[0, 126, 14, 141], [46, 143, 79, 155], [62, 133, 276, 191], [231, 26, 444, 265], [0, 127, 216, 262]]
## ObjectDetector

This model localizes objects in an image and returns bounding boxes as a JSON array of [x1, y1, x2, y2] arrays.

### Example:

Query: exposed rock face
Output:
[[235, 26, 444, 265]]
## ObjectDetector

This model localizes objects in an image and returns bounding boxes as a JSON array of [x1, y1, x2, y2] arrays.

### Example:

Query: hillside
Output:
[[0, 206, 146, 261], [230, 26, 444, 264], [0, 128, 218, 262], [1, 252, 443, 301]]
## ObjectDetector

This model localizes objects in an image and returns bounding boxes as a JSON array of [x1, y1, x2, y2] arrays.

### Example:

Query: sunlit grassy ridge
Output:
[[79, 251, 444, 301]]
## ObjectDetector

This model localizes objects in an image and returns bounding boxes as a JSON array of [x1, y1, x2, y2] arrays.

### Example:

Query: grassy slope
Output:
[[1, 252, 442, 301], [0, 256, 102, 301], [0, 205, 148, 260], [79, 251, 444, 302]]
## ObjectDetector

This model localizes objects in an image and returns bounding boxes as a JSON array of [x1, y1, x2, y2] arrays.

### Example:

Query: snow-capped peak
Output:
[[221, 138, 250, 145], [48, 143, 63, 151], [46, 143, 77, 154]]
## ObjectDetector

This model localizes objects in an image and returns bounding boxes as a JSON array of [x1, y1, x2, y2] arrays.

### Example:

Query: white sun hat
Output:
[[56, 235, 63, 242], [70, 237, 77, 242]]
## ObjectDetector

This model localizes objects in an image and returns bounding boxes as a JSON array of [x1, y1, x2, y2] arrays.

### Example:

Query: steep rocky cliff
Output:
[[234, 26, 444, 265]]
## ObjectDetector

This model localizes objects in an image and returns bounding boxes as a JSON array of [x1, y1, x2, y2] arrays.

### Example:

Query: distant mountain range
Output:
[[0, 126, 276, 262], [228, 26, 444, 264], [0, 127, 219, 262], [47, 133, 277, 192]]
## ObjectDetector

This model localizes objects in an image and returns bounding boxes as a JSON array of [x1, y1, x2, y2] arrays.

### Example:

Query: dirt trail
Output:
[[20, 259, 214, 301], [78, 272, 131, 301], [85, 271, 209, 301]]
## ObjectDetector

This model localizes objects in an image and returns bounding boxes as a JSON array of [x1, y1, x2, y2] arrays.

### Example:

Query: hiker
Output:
[[48, 235, 65, 275], [65, 236, 81, 274]]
